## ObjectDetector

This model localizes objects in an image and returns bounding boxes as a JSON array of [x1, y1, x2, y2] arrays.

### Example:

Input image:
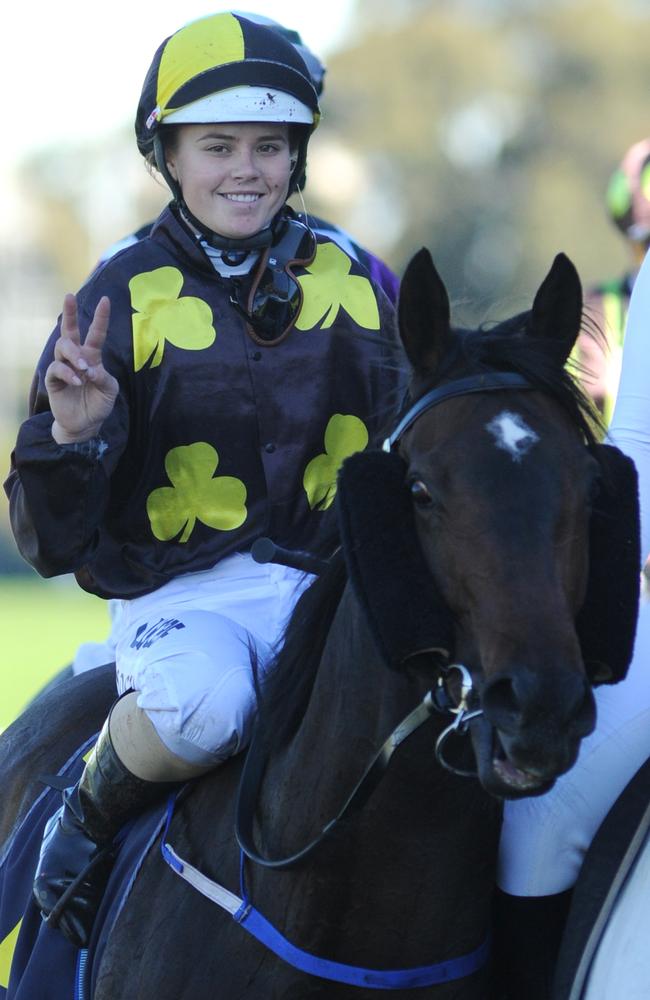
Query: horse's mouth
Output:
[[470, 715, 555, 799], [491, 741, 551, 795]]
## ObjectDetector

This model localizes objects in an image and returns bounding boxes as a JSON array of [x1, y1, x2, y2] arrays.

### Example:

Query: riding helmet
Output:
[[605, 137, 650, 244], [135, 11, 321, 208], [230, 11, 326, 96]]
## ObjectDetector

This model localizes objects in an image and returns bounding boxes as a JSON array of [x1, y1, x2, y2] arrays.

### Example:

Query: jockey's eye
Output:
[[409, 479, 433, 506]]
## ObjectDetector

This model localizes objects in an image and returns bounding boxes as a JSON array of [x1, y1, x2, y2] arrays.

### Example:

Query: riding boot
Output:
[[33, 692, 212, 948], [490, 887, 573, 1000]]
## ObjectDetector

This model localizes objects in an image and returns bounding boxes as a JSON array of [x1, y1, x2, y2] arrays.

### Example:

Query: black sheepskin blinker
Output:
[[337, 446, 640, 686]]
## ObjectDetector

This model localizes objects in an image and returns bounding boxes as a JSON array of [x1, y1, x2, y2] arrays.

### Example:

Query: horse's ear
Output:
[[529, 253, 583, 364], [398, 248, 451, 372]]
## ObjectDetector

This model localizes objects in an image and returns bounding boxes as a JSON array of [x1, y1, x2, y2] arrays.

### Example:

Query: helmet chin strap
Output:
[[153, 134, 292, 252], [196, 219, 278, 252]]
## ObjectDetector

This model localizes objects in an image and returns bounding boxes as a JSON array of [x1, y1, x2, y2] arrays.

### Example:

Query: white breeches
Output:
[[109, 554, 313, 766], [497, 595, 650, 896]]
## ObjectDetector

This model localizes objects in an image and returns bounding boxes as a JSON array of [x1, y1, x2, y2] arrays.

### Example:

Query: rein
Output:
[[162, 673, 489, 990], [236, 665, 481, 871]]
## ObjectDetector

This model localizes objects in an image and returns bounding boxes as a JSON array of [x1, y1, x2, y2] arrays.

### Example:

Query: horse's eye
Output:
[[409, 479, 433, 506]]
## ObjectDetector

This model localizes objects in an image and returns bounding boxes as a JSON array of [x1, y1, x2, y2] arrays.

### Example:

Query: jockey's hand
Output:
[[45, 294, 119, 444]]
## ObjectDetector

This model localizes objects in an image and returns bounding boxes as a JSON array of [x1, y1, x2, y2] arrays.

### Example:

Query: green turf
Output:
[[0, 575, 110, 731]]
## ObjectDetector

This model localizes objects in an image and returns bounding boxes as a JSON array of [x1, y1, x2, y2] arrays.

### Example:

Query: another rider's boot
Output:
[[490, 887, 573, 999], [33, 692, 211, 947]]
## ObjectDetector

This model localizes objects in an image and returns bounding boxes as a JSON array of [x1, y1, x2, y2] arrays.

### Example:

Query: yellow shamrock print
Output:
[[303, 414, 369, 510], [295, 243, 380, 331], [0, 918, 21, 989], [130, 267, 216, 371], [147, 442, 247, 542]]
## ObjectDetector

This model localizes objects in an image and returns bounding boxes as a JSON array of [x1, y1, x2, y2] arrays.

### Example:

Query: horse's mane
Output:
[[250, 310, 604, 761], [252, 548, 348, 754]]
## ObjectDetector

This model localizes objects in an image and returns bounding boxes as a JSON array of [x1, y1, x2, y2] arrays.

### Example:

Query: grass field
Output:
[[0, 575, 110, 732]]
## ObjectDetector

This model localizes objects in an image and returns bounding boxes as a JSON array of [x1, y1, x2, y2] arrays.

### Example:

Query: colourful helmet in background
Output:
[[135, 11, 320, 197], [605, 138, 650, 243]]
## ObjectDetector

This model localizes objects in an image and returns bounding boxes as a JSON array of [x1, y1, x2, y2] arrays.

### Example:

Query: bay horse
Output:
[[0, 249, 638, 999]]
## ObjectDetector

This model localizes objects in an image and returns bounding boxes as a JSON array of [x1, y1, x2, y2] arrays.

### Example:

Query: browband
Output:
[[383, 373, 533, 450]]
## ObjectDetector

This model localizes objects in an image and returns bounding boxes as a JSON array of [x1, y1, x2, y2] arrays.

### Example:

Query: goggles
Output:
[[230, 218, 316, 345]]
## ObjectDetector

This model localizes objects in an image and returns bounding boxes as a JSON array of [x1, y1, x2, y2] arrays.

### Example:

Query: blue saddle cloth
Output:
[[0, 737, 168, 1000]]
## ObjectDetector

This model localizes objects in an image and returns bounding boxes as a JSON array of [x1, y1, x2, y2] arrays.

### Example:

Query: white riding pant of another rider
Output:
[[498, 246, 650, 898], [498, 603, 650, 895], [109, 553, 314, 767]]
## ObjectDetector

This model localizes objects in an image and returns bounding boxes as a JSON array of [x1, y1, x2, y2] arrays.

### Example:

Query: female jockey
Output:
[[68, 11, 400, 683], [5, 11, 404, 948]]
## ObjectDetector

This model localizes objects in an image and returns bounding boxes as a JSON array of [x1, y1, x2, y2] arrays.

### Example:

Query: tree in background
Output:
[[311, 0, 650, 321]]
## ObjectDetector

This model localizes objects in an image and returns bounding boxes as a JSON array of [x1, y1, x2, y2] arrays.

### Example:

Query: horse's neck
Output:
[[254, 586, 399, 830], [271, 583, 425, 811], [255, 584, 499, 955]]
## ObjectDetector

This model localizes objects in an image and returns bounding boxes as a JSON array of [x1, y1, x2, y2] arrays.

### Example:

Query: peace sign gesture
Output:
[[45, 294, 119, 444]]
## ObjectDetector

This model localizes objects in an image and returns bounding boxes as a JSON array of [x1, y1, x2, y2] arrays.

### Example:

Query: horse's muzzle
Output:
[[472, 666, 596, 798]]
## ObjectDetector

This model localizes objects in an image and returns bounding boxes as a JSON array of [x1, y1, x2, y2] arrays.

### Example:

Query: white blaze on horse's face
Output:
[[485, 410, 539, 463]]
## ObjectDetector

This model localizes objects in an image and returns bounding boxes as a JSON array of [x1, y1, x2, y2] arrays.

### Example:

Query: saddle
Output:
[[0, 737, 168, 1000]]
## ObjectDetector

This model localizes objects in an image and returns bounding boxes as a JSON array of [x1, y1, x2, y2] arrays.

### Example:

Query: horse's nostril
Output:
[[482, 668, 596, 736], [482, 677, 522, 732]]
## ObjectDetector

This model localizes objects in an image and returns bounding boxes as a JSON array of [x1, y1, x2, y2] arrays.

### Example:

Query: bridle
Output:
[[237, 370, 535, 870], [383, 370, 534, 451]]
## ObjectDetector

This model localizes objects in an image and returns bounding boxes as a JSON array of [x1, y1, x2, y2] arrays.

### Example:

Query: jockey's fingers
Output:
[[53, 336, 89, 372], [84, 296, 111, 352], [60, 293, 81, 346], [45, 359, 84, 389], [82, 361, 116, 389]]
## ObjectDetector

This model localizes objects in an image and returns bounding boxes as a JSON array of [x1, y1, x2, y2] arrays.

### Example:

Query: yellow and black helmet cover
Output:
[[135, 11, 320, 157]]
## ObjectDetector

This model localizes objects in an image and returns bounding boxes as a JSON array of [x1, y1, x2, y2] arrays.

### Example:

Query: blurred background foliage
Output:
[[2, 0, 650, 575]]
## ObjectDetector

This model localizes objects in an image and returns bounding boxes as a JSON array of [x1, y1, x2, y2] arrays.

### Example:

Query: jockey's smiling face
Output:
[[164, 123, 295, 240]]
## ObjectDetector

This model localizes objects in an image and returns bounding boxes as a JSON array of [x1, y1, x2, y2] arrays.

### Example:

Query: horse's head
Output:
[[396, 249, 604, 798]]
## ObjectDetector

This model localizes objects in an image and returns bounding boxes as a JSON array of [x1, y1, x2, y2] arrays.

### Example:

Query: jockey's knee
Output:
[[115, 609, 272, 768], [136, 650, 260, 767]]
